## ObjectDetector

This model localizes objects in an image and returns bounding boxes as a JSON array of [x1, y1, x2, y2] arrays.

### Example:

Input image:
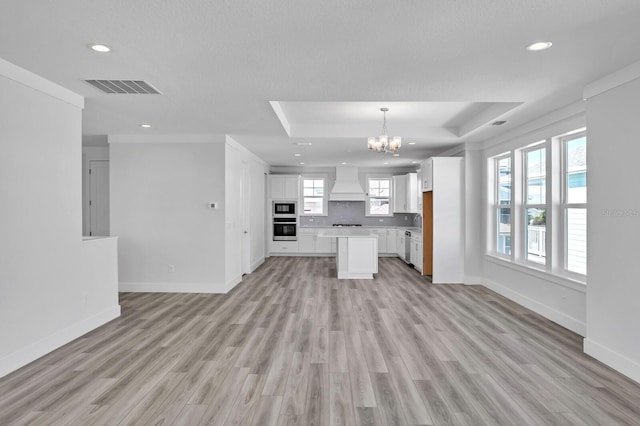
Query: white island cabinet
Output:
[[317, 228, 378, 279]]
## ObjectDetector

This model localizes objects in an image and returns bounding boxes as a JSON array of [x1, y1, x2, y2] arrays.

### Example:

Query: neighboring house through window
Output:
[[489, 128, 587, 280], [301, 176, 327, 215], [366, 176, 392, 216]]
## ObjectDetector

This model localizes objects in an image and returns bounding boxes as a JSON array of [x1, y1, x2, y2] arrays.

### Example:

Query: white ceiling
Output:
[[1, 1, 640, 168]]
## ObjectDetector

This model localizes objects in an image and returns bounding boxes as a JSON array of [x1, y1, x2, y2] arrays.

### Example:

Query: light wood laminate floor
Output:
[[1, 257, 640, 425]]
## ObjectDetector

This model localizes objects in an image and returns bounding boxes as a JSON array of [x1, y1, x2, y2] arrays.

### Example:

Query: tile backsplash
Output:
[[299, 201, 420, 227]]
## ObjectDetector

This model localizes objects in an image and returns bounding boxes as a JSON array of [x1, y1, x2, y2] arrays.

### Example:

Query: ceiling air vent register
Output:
[[84, 80, 161, 94]]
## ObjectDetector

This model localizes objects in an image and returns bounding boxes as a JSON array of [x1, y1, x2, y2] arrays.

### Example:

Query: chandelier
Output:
[[368, 107, 401, 153]]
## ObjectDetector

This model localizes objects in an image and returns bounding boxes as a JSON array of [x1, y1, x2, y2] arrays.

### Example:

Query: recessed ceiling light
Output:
[[89, 43, 111, 53], [341, 162, 348, 165], [408, 142, 416, 145], [393, 154, 400, 157], [525, 41, 552, 51], [294, 153, 301, 157], [294, 142, 312, 146], [140, 123, 151, 128], [383, 162, 389, 165], [299, 162, 305, 165], [412, 161, 418, 164]]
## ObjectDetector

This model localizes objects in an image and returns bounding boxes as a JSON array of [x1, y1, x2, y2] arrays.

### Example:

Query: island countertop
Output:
[[317, 228, 377, 238]]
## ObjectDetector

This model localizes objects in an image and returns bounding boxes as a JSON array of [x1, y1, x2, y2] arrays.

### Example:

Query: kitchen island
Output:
[[317, 228, 378, 279]]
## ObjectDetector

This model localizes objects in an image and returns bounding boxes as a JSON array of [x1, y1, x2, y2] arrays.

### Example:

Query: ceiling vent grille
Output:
[[84, 79, 162, 94]]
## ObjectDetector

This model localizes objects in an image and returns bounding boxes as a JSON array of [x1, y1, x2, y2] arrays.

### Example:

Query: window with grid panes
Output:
[[301, 177, 326, 215], [367, 177, 392, 216], [495, 154, 512, 256], [563, 133, 587, 275]]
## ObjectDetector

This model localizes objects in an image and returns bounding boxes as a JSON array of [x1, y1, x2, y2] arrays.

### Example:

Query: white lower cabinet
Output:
[[397, 233, 406, 260], [410, 236, 423, 272], [270, 241, 299, 253], [315, 235, 333, 253], [298, 233, 315, 253], [370, 229, 387, 254], [272, 228, 420, 270], [297, 228, 335, 254], [387, 229, 397, 254]]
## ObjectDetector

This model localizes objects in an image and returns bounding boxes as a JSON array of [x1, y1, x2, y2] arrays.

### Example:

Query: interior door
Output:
[[241, 162, 251, 274], [89, 160, 109, 236]]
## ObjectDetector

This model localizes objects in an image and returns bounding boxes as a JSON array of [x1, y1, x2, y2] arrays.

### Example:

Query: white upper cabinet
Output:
[[421, 158, 434, 191], [393, 173, 418, 213], [271, 175, 300, 200]]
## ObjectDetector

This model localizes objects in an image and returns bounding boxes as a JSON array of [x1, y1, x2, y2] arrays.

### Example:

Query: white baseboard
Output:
[[250, 257, 265, 273], [482, 278, 586, 336], [0, 305, 121, 379], [584, 338, 640, 384], [120, 276, 243, 294], [464, 275, 484, 285]]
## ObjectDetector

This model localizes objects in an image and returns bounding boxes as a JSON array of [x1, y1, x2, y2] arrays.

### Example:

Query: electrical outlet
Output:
[[168, 264, 175, 273], [404, 215, 408, 221], [209, 202, 217, 209], [379, 218, 384, 222]]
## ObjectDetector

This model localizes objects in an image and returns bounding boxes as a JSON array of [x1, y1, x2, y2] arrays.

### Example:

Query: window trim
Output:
[[300, 174, 328, 217], [487, 130, 586, 284], [365, 174, 393, 217]]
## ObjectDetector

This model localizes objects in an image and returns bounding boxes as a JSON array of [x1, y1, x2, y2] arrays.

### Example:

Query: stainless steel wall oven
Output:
[[273, 218, 297, 241]]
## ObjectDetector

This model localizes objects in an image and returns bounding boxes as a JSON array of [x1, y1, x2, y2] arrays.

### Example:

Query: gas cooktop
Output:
[[332, 224, 362, 227]]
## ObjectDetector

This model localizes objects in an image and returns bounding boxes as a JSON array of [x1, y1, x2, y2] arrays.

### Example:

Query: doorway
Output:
[[89, 160, 110, 236]]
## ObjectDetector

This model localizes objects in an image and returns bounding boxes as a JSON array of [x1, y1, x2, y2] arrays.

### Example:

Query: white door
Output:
[[241, 162, 251, 274], [89, 160, 109, 236]]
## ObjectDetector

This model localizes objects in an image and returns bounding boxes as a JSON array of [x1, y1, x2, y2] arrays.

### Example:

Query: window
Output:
[[524, 145, 547, 265], [495, 155, 512, 256], [563, 133, 587, 275], [489, 129, 587, 279], [301, 176, 327, 215], [366, 176, 392, 216]]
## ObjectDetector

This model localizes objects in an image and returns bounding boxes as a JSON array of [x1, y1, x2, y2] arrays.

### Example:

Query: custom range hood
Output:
[[329, 166, 366, 201]]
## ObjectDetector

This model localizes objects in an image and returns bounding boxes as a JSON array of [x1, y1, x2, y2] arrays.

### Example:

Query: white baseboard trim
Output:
[[225, 275, 243, 293], [0, 305, 121, 379], [482, 278, 586, 336], [120, 276, 243, 294], [584, 338, 640, 384], [250, 257, 265, 273], [464, 275, 484, 285]]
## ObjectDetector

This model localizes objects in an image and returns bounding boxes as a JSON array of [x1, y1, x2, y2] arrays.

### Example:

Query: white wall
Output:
[[476, 108, 588, 336], [463, 150, 485, 282], [249, 152, 268, 271], [109, 135, 267, 293], [583, 71, 640, 383], [437, 146, 484, 284], [225, 136, 269, 280], [225, 138, 243, 285], [110, 136, 229, 292], [0, 58, 119, 377]]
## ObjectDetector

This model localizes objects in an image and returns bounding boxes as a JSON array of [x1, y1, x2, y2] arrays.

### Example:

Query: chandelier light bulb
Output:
[[368, 107, 400, 154]]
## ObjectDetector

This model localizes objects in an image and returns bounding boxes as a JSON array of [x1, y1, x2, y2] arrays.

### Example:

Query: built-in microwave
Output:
[[273, 201, 296, 216], [273, 218, 297, 241]]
